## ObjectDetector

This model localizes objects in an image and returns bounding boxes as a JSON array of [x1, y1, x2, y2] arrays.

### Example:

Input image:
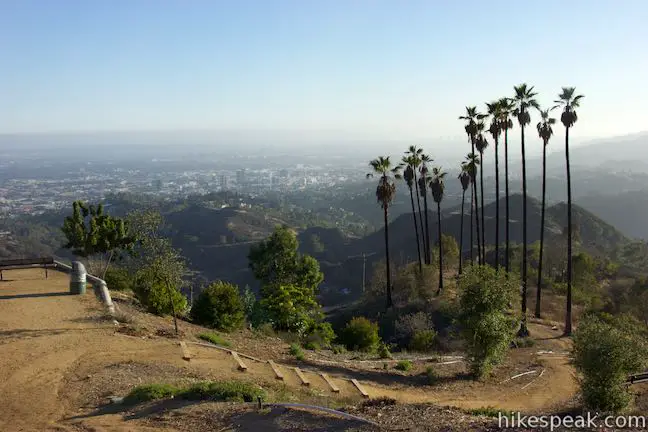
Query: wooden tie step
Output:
[[231, 351, 248, 371], [320, 373, 340, 393], [351, 378, 369, 398], [268, 360, 284, 380], [294, 367, 311, 386], [179, 341, 192, 361]]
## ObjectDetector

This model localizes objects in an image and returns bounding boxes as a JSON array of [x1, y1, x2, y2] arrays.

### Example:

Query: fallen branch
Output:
[[270, 403, 382, 428], [499, 370, 538, 384], [521, 369, 545, 390]]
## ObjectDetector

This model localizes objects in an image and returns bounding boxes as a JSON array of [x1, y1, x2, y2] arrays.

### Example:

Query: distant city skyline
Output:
[[2, 1, 648, 139]]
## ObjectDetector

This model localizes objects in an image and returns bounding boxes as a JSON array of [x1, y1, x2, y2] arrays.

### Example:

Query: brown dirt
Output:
[[0, 268, 628, 431]]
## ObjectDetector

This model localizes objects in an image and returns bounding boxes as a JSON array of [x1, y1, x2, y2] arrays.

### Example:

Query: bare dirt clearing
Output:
[[0, 268, 597, 431]]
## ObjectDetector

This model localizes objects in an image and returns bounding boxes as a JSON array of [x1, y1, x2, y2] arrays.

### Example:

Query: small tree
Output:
[[458, 265, 518, 378], [341, 317, 380, 352], [433, 234, 459, 273], [62, 200, 134, 278], [573, 313, 647, 413], [260, 283, 319, 334], [191, 281, 245, 332]]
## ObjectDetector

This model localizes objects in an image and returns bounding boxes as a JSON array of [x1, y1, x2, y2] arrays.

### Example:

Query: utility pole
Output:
[[348, 252, 376, 293]]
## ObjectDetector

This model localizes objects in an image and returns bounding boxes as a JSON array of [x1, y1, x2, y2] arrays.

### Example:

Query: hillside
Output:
[[576, 189, 648, 240]]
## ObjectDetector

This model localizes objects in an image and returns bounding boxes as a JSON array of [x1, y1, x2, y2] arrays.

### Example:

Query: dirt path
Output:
[[0, 268, 578, 431]]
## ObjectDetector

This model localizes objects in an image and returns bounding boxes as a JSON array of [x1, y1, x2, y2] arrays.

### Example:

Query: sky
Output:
[[2, 0, 648, 141]]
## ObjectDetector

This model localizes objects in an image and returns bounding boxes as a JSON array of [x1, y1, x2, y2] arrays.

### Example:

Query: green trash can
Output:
[[70, 261, 87, 295]]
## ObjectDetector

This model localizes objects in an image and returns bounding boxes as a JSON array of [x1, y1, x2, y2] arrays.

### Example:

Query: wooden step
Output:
[[268, 360, 284, 380], [351, 378, 369, 398], [294, 367, 310, 386], [179, 341, 192, 361], [231, 351, 248, 371], [320, 373, 340, 393]]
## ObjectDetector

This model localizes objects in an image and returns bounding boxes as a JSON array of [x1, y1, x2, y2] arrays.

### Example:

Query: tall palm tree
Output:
[[474, 121, 489, 262], [418, 154, 433, 265], [464, 153, 480, 265], [487, 100, 503, 268], [535, 107, 556, 319], [402, 156, 423, 272], [406, 146, 425, 264], [458, 164, 471, 275], [459, 107, 486, 264], [499, 97, 516, 273], [367, 157, 402, 309], [430, 166, 447, 294], [554, 87, 584, 336], [512, 83, 539, 337]]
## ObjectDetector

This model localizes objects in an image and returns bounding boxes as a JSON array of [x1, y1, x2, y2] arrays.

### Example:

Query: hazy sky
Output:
[[2, 0, 647, 139]]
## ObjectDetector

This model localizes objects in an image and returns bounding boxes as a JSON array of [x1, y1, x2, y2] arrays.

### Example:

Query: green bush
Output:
[[511, 337, 535, 348], [341, 317, 380, 352], [124, 383, 179, 404], [197, 332, 231, 347], [104, 266, 134, 291], [458, 265, 518, 379], [331, 344, 347, 355], [191, 281, 245, 332], [573, 313, 648, 412], [395, 360, 413, 371], [290, 343, 305, 361], [132, 273, 188, 316], [303, 321, 336, 348], [179, 380, 265, 402], [426, 366, 439, 384], [378, 343, 392, 359], [409, 329, 437, 352], [303, 341, 320, 350]]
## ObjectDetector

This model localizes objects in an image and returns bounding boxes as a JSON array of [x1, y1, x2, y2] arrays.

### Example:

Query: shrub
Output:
[[395, 360, 413, 372], [395, 312, 435, 347], [132, 272, 188, 316], [426, 366, 439, 384], [303, 321, 336, 348], [341, 317, 380, 352], [197, 332, 231, 347], [180, 380, 265, 402], [260, 284, 319, 334], [104, 266, 134, 291], [255, 322, 276, 338], [303, 341, 320, 351], [458, 265, 518, 379], [331, 344, 347, 355], [511, 337, 535, 349], [191, 281, 245, 332], [378, 343, 392, 359], [290, 343, 305, 361], [573, 313, 648, 412], [124, 383, 179, 404], [409, 329, 437, 352]]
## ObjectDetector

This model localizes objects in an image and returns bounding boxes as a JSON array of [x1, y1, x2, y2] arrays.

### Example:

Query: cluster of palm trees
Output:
[[368, 85, 583, 336]]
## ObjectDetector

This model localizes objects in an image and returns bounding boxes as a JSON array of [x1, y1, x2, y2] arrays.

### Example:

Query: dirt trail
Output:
[[0, 269, 578, 431]]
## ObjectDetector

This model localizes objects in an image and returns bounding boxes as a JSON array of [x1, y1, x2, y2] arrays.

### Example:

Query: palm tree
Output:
[[430, 166, 447, 294], [418, 154, 433, 265], [499, 97, 516, 273], [367, 156, 402, 309], [474, 120, 489, 262], [464, 153, 480, 265], [459, 107, 486, 264], [487, 100, 503, 268], [554, 87, 584, 336], [458, 164, 471, 275], [406, 146, 425, 264], [402, 156, 423, 272], [512, 83, 539, 337], [535, 107, 556, 319]]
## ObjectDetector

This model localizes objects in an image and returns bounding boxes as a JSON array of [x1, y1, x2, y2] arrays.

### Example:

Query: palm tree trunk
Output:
[[413, 171, 425, 264], [479, 151, 486, 263], [470, 187, 474, 264], [519, 125, 529, 337], [565, 126, 573, 335], [471, 141, 482, 266], [459, 189, 466, 274], [384, 205, 393, 309], [494, 136, 500, 269], [536, 141, 547, 318], [505, 128, 510, 273], [423, 188, 431, 265], [437, 202, 443, 294], [409, 186, 423, 272]]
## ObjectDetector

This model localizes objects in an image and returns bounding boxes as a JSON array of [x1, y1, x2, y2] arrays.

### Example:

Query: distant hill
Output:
[[576, 189, 648, 240]]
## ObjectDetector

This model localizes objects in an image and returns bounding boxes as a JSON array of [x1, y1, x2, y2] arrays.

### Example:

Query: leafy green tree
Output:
[[512, 83, 539, 337], [499, 97, 516, 273], [434, 233, 459, 273], [535, 107, 557, 318], [458, 164, 471, 274], [554, 87, 584, 336], [133, 261, 188, 317], [573, 313, 647, 412], [367, 157, 402, 308], [62, 200, 134, 278], [191, 281, 245, 331], [260, 283, 319, 333], [430, 166, 447, 293], [458, 265, 518, 378]]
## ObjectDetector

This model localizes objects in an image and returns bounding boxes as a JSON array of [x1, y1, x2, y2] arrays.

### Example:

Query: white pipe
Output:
[[56, 260, 115, 316], [268, 403, 382, 427]]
